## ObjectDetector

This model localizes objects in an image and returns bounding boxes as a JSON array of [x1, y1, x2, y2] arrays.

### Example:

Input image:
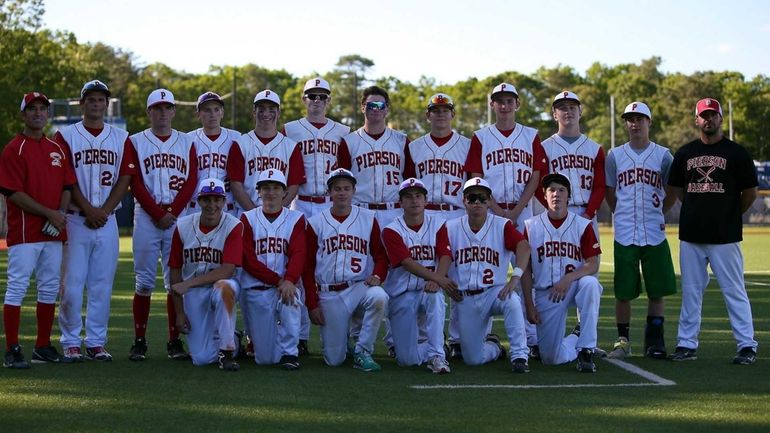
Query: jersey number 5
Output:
[[351, 257, 362, 273]]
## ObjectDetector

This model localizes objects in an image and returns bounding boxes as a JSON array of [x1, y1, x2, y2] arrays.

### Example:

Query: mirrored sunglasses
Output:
[[365, 101, 387, 111]]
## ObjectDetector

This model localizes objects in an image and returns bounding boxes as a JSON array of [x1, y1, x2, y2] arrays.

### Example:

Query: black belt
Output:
[[247, 285, 273, 291], [356, 202, 401, 210], [461, 289, 484, 297]]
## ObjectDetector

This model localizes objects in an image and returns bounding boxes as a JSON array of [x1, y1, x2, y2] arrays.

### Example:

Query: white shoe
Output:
[[427, 356, 451, 374]]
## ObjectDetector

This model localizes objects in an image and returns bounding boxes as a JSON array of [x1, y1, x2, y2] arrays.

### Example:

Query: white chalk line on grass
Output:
[[410, 358, 676, 390]]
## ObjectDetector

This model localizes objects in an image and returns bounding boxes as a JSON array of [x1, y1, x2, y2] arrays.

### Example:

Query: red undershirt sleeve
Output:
[[585, 147, 606, 219], [222, 222, 243, 266], [370, 219, 388, 280], [168, 228, 183, 268], [504, 220, 526, 251], [226, 144, 245, 182], [286, 144, 306, 186], [464, 134, 483, 175], [581, 224, 601, 259], [382, 227, 411, 267], [336, 139, 351, 169]]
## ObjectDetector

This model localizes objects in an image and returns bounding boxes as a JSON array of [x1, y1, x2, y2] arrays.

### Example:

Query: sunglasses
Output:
[[365, 101, 387, 111], [305, 94, 329, 102], [465, 194, 488, 204]]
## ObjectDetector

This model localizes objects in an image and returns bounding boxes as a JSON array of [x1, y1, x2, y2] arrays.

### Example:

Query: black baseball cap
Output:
[[542, 173, 571, 195]]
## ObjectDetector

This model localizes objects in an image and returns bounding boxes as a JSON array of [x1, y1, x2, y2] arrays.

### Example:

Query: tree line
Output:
[[2, 0, 769, 159]]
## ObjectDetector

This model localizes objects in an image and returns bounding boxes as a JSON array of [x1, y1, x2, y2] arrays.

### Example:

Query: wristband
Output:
[[511, 267, 524, 278]]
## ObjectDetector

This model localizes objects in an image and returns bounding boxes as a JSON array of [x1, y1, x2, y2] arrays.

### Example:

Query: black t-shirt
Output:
[[668, 137, 757, 244]]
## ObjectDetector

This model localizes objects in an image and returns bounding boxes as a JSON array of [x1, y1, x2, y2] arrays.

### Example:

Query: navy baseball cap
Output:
[[542, 173, 571, 196], [326, 168, 356, 188], [80, 80, 111, 100]]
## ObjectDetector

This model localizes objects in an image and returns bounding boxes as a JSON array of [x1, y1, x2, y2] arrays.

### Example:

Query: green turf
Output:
[[1, 228, 769, 432]]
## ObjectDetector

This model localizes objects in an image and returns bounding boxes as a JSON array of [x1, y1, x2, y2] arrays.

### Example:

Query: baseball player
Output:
[[169, 178, 243, 371], [302, 168, 389, 371], [604, 102, 676, 360], [129, 88, 199, 362], [240, 169, 307, 370], [445, 177, 531, 372], [56, 80, 136, 362], [540, 91, 606, 231], [464, 82, 547, 359], [382, 178, 458, 373], [1, 92, 76, 368], [522, 173, 603, 373], [337, 85, 411, 230], [187, 92, 241, 215], [668, 98, 759, 365], [228, 90, 305, 214], [283, 77, 350, 356]]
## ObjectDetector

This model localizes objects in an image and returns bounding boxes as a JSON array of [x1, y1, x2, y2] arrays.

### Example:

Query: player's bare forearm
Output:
[[102, 175, 131, 214], [282, 185, 299, 207], [70, 185, 94, 212], [175, 264, 236, 292], [662, 185, 677, 214], [514, 240, 531, 272], [401, 257, 438, 282], [669, 185, 683, 203], [605, 187, 617, 213], [514, 170, 541, 214], [9, 191, 61, 220], [230, 181, 255, 211], [740, 187, 758, 214]]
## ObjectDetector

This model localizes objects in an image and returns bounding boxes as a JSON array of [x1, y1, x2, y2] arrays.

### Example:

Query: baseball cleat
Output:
[[447, 343, 463, 361], [528, 345, 541, 361], [427, 356, 451, 374], [669, 347, 697, 361], [31, 345, 61, 364], [732, 347, 757, 365], [608, 337, 631, 360], [218, 350, 240, 372], [129, 337, 148, 361], [353, 351, 381, 372], [86, 346, 113, 362], [280, 355, 301, 371], [3, 344, 30, 369], [167, 338, 191, 361], [245, 338, 255, 359], [297, 339, 309, 357], [511, 358, 530, 373], [486, 334, 506, 361], [62, 347, 85, 363], [576, 348, 596, 373], [387, 345, 397, 359], [645, 344, 668, 360]]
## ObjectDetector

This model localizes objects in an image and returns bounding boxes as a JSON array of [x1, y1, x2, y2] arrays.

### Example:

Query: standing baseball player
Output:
[[445, 177, 531, 372], [540, 91, 606, 230], [337, 85, 410, 230], [604, 102, 676, 360], [382, 178, 458, 373], [129, 88, 198, 361], [187, 91, 240, 215], [56, 80, 136, 362], [283, 77, 350, 356], [240, 169, 306, 370], [303, 168, 389, 371], [169, 178, 243, 371], [668, 98, 759, 365], [1, 92, 76, 368], [228, 90, 305, 213], [523, 173, 603, 372]]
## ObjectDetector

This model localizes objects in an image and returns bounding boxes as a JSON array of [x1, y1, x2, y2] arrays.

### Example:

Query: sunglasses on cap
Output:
[[365, 101, 387, 111], [199, 184, 226, 195], [465, 193, 488, 204], [305, 94, 329, 102]]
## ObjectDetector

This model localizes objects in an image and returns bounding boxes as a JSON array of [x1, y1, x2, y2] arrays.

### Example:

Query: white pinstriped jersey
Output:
[[343, 127, 407, 204], [235, 131, 297, 209], [188, 127, 240, 208], [408, 132, 469, 208], [446, 215, 514, 291], [239, 207, 304, 289], [308, 206, 377, 286], [541, 134, 602, 206], [284, 118, 350, 197], [382, 214, 444, 297], [130, 129, 194, 204], [524, 212, 592, 290], [607, 141, 671, 246], [473, 124, 539, 204], [175, 212, 242, 282], [60, 122, 129, 210]]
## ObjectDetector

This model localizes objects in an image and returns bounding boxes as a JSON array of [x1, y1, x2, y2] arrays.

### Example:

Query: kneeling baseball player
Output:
[[522, 173, 603, 372], [239, 170, 306, 370], [382, 178, 457, 373], [445, 178, 531, 372], [169, 178, 243, 371], [303, 168, 389, 372]]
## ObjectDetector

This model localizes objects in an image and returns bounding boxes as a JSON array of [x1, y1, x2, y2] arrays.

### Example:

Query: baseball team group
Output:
[[0, 76, 759, 374]]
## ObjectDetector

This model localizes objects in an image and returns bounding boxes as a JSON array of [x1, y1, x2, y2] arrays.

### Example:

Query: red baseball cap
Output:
[[695, 98, 722, 117], [20, 92, 51, 111]]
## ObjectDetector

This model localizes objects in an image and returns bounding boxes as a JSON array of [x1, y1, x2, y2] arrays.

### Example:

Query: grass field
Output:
[[1, 227, 770, 433]]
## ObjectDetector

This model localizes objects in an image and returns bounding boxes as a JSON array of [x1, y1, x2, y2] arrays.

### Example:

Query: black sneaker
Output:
[[218, 350, 240, 371], [733, 347, 757, 365], [3, 344, 30, 369], [280, 355, 300, 371], [669, 346, 697, 362], [486, 334, 506, 361], [297, 339, 309, 356], [576, 348, 596, 373], [129, 337, 148, 361], [387, 345, 396, 359], [529, 345, 541, 361], [31, 345, 61, 363], [571, 323, 581, 337], [167, 338, 191, 361], [447, 343, 463, 360], [511, 358, 530, 373], [645, 344, 668, 360]]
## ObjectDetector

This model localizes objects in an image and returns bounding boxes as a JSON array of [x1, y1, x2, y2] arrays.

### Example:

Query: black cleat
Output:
[[280, 355, 300, 371], [486, 334, 506, 361], [218, 350, 240, 371], [129, 337, 148, 361], [297, 339, 309, 356], [511, 358, 530, 373], [31, 345, 61, 364], [4, 344, 30, 369], [733, 347, 757, 365], [576, 348, 596, 373], [669, 346, 697, 362], [529, 345, 541, 361], [447, 343, 463, 361], [167, 338, 191, 361]]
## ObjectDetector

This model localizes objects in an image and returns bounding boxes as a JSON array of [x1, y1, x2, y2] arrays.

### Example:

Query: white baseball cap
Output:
[[622, 101, 652, 120], [552, 90, 580, 106], [427, 93, 454, 110], [463, 177, 493, 195], [398, 178, 428, 196], [304, 77, 331, 94], [147, 88, 175, 108], [326, 168, 357, 187], [196, 92, 224, 111], [253, 89, 281, 106], [491, 83, 518, 98], [20, 91, 50, 111], [197, 178, 226, 198], [256, 169, 287, 188]]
